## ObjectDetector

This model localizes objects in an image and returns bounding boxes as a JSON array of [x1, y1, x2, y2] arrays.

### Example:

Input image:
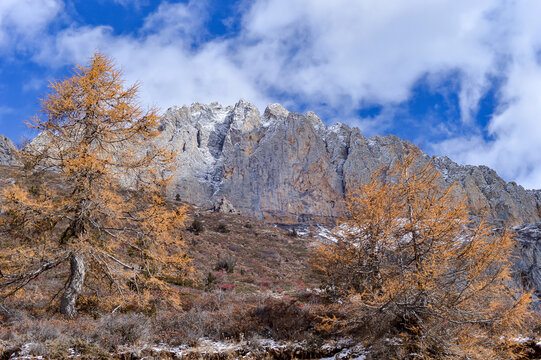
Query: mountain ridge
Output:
[[2, 99, 540, 225], [154, 99, 541, 225]]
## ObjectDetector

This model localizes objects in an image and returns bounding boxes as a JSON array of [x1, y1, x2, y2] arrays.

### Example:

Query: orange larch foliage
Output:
[[312, 145, 532, 359], [0, 53, 191, 317]]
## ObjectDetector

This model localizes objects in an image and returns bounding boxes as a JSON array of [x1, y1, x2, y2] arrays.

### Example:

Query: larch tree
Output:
[[312, 145, 532, 359], [0, 53, 190, 317]]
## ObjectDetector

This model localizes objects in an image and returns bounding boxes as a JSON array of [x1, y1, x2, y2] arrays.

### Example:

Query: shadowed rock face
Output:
[[0, 135, 18, 166], [513, 223, 541, 301], [155, 100, 541, 225]]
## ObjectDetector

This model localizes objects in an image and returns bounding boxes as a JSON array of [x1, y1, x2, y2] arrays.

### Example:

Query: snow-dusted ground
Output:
[[7, 335, 541, 359], [7, 338, 369, 359]]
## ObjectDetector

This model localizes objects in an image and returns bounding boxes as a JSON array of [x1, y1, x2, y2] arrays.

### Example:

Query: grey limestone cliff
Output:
[[156, 100, 541, 225], [11, 99, 541, 225], [0, 135, 18, 166]]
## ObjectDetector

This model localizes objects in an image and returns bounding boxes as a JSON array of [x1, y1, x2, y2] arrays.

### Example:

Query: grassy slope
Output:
[[0, 165, 339, 358], [182, 206, 318, 294], [2, 165, 538, 359]]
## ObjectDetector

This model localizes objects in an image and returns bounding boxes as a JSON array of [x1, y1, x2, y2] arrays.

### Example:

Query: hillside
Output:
[[0, 163, 365, 359], [1, 161, 541, 359]]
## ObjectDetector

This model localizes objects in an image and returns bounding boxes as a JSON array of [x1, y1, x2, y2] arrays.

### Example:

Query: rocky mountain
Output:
[[5, 101, 541, 301], [0, 135, 18, 166], [156, 100, 541, 225], [5, 100, 541, 225]]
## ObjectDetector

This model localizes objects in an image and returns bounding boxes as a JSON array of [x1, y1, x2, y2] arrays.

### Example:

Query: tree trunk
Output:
[[60, 252, 85, 317]]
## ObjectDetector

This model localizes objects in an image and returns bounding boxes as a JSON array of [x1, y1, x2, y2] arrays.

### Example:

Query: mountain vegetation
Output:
[[0, 53, 189, 318], [0, 54, 538, 359], [312, 146, 532, 359]]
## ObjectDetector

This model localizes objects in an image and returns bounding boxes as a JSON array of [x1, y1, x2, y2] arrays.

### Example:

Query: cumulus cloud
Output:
[[8, 0, 541, 187], [236, 0, 497, 117], [435, 1, 541, 188], [0, 0, 62, 52], [42, 0, 500, 119], [34, 1, 270, 111], [141, 1, 208, 39]]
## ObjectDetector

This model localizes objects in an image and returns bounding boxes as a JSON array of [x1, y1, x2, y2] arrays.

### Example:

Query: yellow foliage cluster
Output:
[[312, 146, 532, 359], [0, 53, 191, 316]]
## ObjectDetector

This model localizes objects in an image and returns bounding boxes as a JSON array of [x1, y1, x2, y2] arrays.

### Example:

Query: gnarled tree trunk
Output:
[[60, 252, 85, 317]]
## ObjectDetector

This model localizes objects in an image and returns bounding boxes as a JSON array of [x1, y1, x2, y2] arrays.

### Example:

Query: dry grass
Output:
[[0, 165, 333, 358], [0, 293, 340, 358], [1, 165, 540, 359], [183, 208, 319, 295]]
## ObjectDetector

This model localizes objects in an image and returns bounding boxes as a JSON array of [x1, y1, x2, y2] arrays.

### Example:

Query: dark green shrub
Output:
[[188, 218, 204, 234], [215, 256, 236, 273], [216, 223, 230, 233]]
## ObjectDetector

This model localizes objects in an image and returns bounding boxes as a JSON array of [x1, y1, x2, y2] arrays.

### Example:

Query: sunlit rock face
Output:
[[0, 135, 18, 166], [156, 100, 541, 225], [156, 100, 342, 223]]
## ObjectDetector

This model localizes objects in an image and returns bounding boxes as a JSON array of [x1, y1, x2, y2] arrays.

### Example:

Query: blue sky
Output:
[[1, 0, 541, 188]]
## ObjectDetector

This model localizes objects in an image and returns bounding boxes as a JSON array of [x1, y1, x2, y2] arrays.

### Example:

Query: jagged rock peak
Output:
[[305, 111, 324, 129], [157, 100, 541, 225], [263, 103, 289, 121], [163, 100, 334, 138], [0, 135, 18, 166], [230, 100, 261, 132]]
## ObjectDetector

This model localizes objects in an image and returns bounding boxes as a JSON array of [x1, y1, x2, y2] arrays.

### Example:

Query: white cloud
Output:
[[436, 61, 541, 188], [23, 0, 503, 118], [34, 2, 270, 112], [0, 0, 62, 52], [10, 0, 541, 187], [237, 0, 495, 111], [112, 39, 270, 110], [432, 1, 541, 188], [141, 1, 208, 40]]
